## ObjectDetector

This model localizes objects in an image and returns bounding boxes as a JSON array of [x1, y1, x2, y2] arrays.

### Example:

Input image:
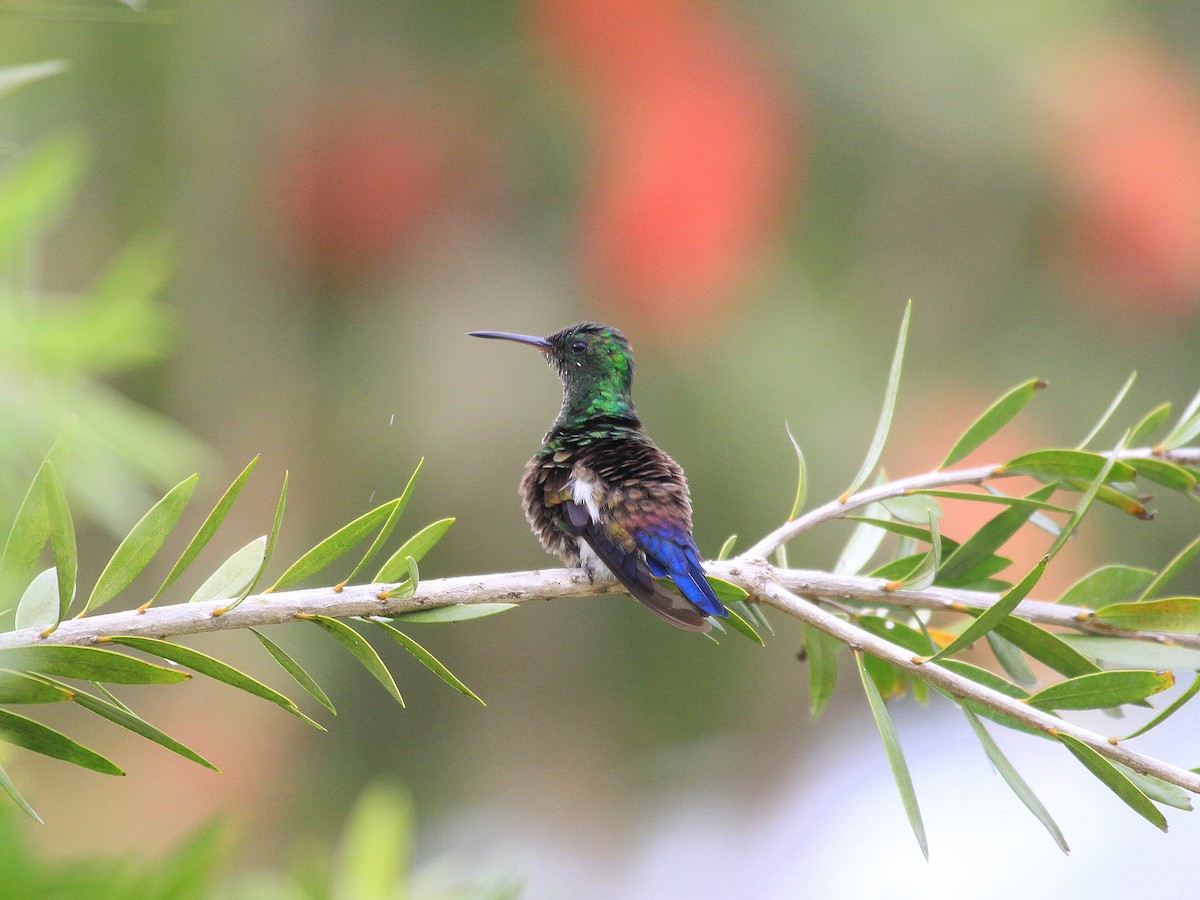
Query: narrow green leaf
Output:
[[0, 668, 73, 704], [994, 618, 1101, 678], [218, 472, 287, 614], [928, 556, 1048, 663], [882, 492, 943, 526], [716, 535, 737, 561], [1162, 386, 1200, 450], [1112, 763, 1193, 811], [1139, 536, 1200, 601], [250, 628, 336, 714], [934, 684, 1043, 738], [721, 605, 764, 645], [341, 458, 425, 586], [0, 644, 189, 684], [101, 636, 303, 720], [189, 536, 266, 603], [1054, 732, 1167, 831], [863, 654, 902, 700], [986, 631, 1038, 687], [884, 512, 940, 591], [982, 484, 1062, 536], [1046, 436, 1129, 561], [785, 422, 807, 519], [270, 499, 401, 593], [103, 636, 315, 726], [773, 543, 789, 570], [61, 682, 219, 771], [856, 615, 935, 655], [1060, 635, 1200, 671], [1076, 482, 1152, 521], [0, 459, 53, 604], [738, 597, 773, 635], [373, 519, 455, 583], [1130, 402, 1172, 446], [90, 682, 133, 713], [14, 568, 60, 632], [145, 455, 260, 608], [844, 516, 951, 548], [303, 615, 404, 707], [1027, 670, 1174, 711], [835, 500, 894, 576], [0, 59, 66, 98], [841, 300, 910, 501], [964, 710, 1069, 854], [390, 603, 518, 623], [936, 658, 1030, 699], [1095, 597, 1200, 633], [0, 761, 42, 823], [908, 488, 1070, 514], [804, 624, 838, 718], [1076, 372, 1136, 450], [941, 378, 1047, 468], [1002, 450, 1136, 485], [880, 558, 1008, 592], [1129, 458, 1197, 495], [703, 575, 749, 606], [0, 708, 123, 775], [41, 464, 76, 624], [855, 649, 928, 860], [83, 474, 199, 615], [369, 618, 485, 704], [939, 485, 1056, 583], [1059, 565, 1156, 609], [1118, 673, 1200, 741]]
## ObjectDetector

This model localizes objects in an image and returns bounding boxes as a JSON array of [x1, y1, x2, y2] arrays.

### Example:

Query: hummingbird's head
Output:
[[469, 322, 639, 426]]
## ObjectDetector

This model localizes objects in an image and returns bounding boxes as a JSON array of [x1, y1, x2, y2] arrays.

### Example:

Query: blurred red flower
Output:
[[271, 96, 452, 278], [533, 0, 799, 337], [1043, 37, 1200, 318]]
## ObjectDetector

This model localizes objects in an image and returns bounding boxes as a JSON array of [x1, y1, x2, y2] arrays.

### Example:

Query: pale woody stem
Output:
[[1, 445, 1197, 792], [738, 446, 1200, 561]]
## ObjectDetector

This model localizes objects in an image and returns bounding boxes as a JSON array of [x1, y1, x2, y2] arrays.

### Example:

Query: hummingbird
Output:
[[469, 322, 728, 632]]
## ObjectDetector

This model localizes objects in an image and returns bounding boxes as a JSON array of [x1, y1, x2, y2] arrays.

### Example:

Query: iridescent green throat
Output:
[[553, 339, 639, 430]]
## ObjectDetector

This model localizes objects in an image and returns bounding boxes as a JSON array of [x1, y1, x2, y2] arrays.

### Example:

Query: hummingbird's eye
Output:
[[570, 339, 587, 354]]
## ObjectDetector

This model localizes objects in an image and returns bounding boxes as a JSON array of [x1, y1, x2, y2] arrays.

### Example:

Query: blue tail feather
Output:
[[634, 528, 728, 619]]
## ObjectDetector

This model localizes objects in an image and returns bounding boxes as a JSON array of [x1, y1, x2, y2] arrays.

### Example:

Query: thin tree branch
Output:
[[759, 568, 1200, 651], [3, 560, 1200, 792], [0, 568, 603, 650], [745, 569, 1200, 794], [738, 446, 1200, 561], [3, 564, 1193, 654], [1, 445, 1196, 795]]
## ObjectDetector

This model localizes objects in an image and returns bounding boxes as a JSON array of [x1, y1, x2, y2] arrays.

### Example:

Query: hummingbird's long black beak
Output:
[[468, 331, 551, 350]]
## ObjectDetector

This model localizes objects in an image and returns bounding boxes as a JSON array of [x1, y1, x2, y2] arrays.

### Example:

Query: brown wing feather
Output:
[[520, 431, 711, 631]]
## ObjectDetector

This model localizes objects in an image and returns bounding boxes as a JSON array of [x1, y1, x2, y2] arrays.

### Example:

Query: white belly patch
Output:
[[570, 470, 615, 581], [570, 471, 602, 523]]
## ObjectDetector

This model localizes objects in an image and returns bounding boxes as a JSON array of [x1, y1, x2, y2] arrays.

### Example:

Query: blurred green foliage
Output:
[[0, 782, 522, 899], [0, 126, 207, 536]]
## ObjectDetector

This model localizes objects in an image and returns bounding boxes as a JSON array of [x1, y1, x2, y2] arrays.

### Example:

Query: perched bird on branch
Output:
[[470, 322, 728, 631]]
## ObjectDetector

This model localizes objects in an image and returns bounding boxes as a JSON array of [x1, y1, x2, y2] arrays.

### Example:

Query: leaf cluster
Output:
[[769, 308, 1200, 856], [0, 454, 479, 822]]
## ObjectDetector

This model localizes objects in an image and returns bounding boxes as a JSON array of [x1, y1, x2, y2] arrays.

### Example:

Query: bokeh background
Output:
[[2, 1, 1200, 895]]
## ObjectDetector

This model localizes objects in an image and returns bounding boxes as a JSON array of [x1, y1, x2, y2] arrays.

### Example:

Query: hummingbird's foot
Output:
[[579, 547, 616, 585]]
